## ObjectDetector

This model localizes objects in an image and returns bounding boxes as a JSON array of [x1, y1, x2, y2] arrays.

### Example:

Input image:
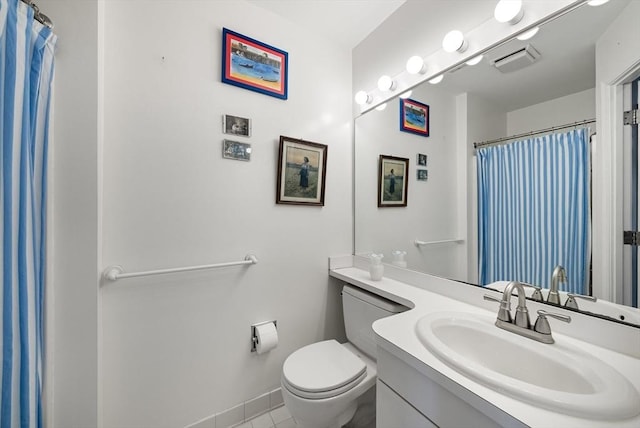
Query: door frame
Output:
[[595, 61, 640, 304]]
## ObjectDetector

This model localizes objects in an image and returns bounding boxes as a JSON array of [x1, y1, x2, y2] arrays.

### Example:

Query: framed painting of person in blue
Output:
[[276, 136, 327, 206], [378, 155, 408, 207]]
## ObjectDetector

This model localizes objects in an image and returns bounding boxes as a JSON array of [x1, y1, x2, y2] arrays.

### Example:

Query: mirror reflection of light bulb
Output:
[[428, 75, 444, 84], [399, 90, 412, 99], [375, 103, 387, 111], [517, 27, 539, 41], [466, 55, 483, 66], [587, 0, 609, 6]]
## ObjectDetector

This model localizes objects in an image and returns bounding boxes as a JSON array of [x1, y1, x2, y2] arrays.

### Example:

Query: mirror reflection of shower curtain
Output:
[[0, 1, 57, 426], [477, 129, 591, 293]]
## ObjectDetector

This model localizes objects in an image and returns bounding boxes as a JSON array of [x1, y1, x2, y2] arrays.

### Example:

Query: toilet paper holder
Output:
[[251, 320, 277, 352]]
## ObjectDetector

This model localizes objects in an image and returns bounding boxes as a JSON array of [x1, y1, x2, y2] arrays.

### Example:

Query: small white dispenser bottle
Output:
[[391, 250, 407, 268], [369, 253, 384, 280]]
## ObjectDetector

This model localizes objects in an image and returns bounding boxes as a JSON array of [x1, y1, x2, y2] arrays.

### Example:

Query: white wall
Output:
[[99, 1, 352, 427], [46, 0, 353, 427], [507, 88, 595, 135], [47, 0, 101, 427], [461, 93, 507, 283]]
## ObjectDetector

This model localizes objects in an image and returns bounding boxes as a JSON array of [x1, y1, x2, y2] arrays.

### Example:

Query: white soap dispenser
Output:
[[369, 253, 384, 281], [391, 250, 407, 268]]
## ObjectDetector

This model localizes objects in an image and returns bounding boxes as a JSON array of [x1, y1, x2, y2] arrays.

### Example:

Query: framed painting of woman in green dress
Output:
[[276, 136, 327, 206]]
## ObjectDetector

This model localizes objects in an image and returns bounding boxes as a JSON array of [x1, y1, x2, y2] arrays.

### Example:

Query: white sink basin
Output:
[[415, 311, 640, 420]]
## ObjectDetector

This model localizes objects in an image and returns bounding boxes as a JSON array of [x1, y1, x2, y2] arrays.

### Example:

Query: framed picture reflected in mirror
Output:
[[378, 155, 408, 207]]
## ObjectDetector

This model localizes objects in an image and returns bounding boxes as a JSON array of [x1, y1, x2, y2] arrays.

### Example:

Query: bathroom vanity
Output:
[[329, 256, 640, 428]]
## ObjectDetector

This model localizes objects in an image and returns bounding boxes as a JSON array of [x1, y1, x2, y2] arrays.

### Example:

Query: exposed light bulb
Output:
[[399, 90, 412, 99], [494, 0, 524, 24], [375, 103, 387, 111], [429, 75, 444, 85], [406, 56, 427, 74], [354, 91, 371, 105], [377, 75, 397, 91], [516, 26, 539, 41], [466, 55, 483, 66], [442, 30, 468, 53], [587, 0, 610, 6]]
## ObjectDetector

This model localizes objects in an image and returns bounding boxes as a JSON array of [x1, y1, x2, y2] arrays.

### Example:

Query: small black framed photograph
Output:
[[417, 153, 427, 166], [417, 169, 428, 181]]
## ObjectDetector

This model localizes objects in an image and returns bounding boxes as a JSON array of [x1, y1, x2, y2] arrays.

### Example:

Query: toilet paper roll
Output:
[[255, 322, 278, 354]]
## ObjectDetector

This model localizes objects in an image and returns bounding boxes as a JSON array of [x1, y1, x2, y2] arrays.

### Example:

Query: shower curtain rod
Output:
[[473, 118, 596, 149], [20, 0, 53, 29]]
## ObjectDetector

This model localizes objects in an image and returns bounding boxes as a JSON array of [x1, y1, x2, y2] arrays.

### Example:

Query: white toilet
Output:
[[281, 284, 407, 428]]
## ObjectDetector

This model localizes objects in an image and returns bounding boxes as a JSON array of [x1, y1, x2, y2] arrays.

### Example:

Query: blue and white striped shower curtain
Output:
[[477, 128, 590, 294], [0, 0, 56, 426]]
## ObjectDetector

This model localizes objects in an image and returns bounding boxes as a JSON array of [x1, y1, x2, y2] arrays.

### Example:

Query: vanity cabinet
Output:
[[377, 380, 436, 428], [376, 345, 526, 428]]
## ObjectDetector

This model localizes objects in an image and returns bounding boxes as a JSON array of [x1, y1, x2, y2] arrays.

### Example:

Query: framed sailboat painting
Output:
[[399, 98, 429, 137], [221, 28, 288, 100]]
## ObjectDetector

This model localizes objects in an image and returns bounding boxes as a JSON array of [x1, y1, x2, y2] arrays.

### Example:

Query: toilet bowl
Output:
[[282, 341, 376, 428], [281, 285, 407, 428]]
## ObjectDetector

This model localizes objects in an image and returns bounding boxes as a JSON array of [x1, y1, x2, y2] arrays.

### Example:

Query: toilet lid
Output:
[[282, 340, 366, 395]]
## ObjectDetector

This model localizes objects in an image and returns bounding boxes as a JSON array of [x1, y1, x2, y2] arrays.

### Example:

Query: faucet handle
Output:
[[483, 294, 501, 303], [483, 294, 512, 323], [564, 293, 597, 309], [534, 309, 571, 335], [520, 282, 544, 302]]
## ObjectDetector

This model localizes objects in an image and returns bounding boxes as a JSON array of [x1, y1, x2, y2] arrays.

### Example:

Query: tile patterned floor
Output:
[[235, 405, 297, 428], [237, 398, 376, 428]]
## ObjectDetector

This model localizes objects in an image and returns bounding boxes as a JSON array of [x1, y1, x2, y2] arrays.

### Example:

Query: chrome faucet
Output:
[[484, 281, 571, 344], [497, 281, 531, 328], [548, 265, 567, 305]]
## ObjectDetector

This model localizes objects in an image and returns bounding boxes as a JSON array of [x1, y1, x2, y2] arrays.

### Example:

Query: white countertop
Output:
[[329, 262, 640, 428]]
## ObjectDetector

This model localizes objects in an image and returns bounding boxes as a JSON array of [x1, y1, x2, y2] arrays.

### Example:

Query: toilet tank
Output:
[[342, 284, 408, 360]]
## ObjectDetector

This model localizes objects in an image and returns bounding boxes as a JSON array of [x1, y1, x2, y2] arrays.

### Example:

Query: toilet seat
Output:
[[282, 340, 367, 399]]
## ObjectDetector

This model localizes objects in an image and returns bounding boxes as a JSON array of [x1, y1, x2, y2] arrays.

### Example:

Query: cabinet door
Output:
[[377, 380, 437, 428]]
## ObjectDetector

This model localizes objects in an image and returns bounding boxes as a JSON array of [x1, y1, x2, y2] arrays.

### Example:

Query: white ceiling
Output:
[[246, 0, 406, 48]]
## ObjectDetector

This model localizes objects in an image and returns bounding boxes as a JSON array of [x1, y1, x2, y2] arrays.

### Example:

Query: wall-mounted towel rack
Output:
[[102, 254, 258, 281], [414, 239, 464, 246]]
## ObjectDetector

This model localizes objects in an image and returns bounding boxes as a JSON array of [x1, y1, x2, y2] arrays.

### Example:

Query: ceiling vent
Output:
[[492, 44, 540, 73]]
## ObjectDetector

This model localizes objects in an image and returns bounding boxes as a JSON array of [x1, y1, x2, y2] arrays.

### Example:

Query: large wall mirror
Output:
[[354, 0, 640, 326]]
